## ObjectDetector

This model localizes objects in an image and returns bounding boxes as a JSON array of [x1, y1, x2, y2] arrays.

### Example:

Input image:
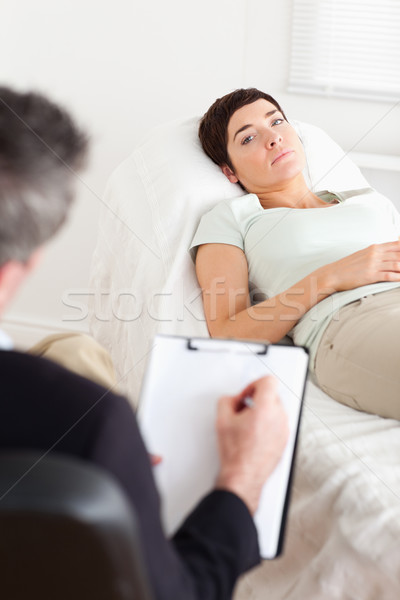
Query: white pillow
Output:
[[89, 116, 369, 405]]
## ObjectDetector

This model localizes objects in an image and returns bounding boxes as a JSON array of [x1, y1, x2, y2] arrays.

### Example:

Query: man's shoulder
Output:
[[1, 348, 86, 381], [0, 349, 136, 457], [0, 349, 120, 402]]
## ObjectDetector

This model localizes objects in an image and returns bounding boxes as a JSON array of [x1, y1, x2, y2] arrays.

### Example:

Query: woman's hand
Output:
[[196, 240, 400, 346], [321, 241, 400, 292]]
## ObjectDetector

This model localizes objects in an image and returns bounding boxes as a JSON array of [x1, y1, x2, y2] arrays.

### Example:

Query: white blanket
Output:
[[235, 378, 400, 599]]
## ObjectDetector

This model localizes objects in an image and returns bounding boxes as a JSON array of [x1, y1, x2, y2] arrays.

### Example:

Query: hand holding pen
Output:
[[215, 376, 289, 515]]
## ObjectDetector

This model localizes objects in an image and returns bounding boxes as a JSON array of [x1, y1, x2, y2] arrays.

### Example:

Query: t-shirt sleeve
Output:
[[375, 191, 400, 236], [189, 201, 244, 260], [387, 197, 400, 235]]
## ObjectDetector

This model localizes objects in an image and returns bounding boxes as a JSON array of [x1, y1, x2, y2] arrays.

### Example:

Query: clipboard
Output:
[[138, 334, 309, 559]]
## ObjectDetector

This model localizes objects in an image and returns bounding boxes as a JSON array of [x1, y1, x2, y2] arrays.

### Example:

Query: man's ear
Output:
[[0, 249, 43, 313], [221, 164, 239, 184], [25, 248, 43, 272], [0, 261, 27, 313]]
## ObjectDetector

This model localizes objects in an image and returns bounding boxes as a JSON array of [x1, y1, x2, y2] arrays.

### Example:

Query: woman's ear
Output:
[[221, 164, 239, 184]]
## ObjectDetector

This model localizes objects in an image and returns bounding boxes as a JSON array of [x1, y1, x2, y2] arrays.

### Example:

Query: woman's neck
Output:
[[256, 177, 325, 210]]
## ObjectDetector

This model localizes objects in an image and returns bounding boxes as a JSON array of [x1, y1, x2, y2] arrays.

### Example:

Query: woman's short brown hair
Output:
[[198, 88, 287, 171]]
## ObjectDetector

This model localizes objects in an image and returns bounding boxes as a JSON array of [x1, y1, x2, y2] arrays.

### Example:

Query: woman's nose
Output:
[[266, 130, 282, 148]]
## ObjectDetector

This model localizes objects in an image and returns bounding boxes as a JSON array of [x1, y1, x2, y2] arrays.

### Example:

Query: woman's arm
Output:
[[196, 241, 400, 342]]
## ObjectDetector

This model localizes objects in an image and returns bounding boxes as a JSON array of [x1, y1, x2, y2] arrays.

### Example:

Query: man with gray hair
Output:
[[0, 87, 288, 600], [0, 87, 86, 267], [0, 87, 115, 385]]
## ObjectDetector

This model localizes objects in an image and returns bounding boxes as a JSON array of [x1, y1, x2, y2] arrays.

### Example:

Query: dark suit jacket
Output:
[[0, 350, 260, 599]]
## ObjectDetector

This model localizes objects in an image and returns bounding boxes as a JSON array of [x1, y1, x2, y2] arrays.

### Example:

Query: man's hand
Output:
[[215, 376, 289, 515]]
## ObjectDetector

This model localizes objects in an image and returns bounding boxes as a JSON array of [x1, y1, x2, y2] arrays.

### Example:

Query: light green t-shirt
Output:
[[190, 188, 400, 369]]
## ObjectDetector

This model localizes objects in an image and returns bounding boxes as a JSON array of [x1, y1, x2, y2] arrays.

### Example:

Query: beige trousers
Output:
[[315, 288, 400, 420], [29, 332, 117, 390]]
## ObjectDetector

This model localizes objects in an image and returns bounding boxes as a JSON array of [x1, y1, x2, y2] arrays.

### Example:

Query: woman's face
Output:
[[222, 99, 306, 194]]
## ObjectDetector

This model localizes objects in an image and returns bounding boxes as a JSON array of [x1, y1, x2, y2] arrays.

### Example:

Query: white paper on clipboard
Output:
[[138, 334, 309, 559]]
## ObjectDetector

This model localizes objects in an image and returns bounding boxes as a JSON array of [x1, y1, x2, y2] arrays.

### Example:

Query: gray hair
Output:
[[0, 87, 88, 266]]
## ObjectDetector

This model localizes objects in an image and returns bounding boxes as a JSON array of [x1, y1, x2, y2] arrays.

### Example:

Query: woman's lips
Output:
[[272, 150, 294, 165]]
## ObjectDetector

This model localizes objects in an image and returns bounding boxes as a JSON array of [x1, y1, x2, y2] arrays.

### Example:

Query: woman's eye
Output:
[[241, 134, 255, 145], [272, 118, 284, 126]]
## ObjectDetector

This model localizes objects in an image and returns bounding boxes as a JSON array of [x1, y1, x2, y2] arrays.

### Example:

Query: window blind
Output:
[[288, 0, 400, 102]]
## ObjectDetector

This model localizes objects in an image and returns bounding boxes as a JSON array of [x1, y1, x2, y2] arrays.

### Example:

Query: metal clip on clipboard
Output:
[[187, 337, 268, 355]]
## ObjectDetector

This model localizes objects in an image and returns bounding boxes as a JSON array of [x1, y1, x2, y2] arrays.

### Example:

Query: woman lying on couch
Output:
[[191, 87, 400, 420]]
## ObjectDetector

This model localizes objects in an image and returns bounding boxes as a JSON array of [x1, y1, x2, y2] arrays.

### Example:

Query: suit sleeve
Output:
[[172, 490, 260, 600], [85, 393, 260, 600]]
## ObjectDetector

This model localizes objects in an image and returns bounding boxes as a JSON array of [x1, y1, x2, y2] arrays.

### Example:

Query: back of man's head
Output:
[[0, 87, 88, 267]]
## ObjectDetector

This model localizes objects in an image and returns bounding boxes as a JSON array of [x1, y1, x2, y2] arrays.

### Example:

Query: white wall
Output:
[[1, 0, 399, 347], [243, 0, 400, 156]]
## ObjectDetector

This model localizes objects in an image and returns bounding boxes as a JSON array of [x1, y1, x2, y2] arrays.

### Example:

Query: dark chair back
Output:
[[0, 452, 154, 600]]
